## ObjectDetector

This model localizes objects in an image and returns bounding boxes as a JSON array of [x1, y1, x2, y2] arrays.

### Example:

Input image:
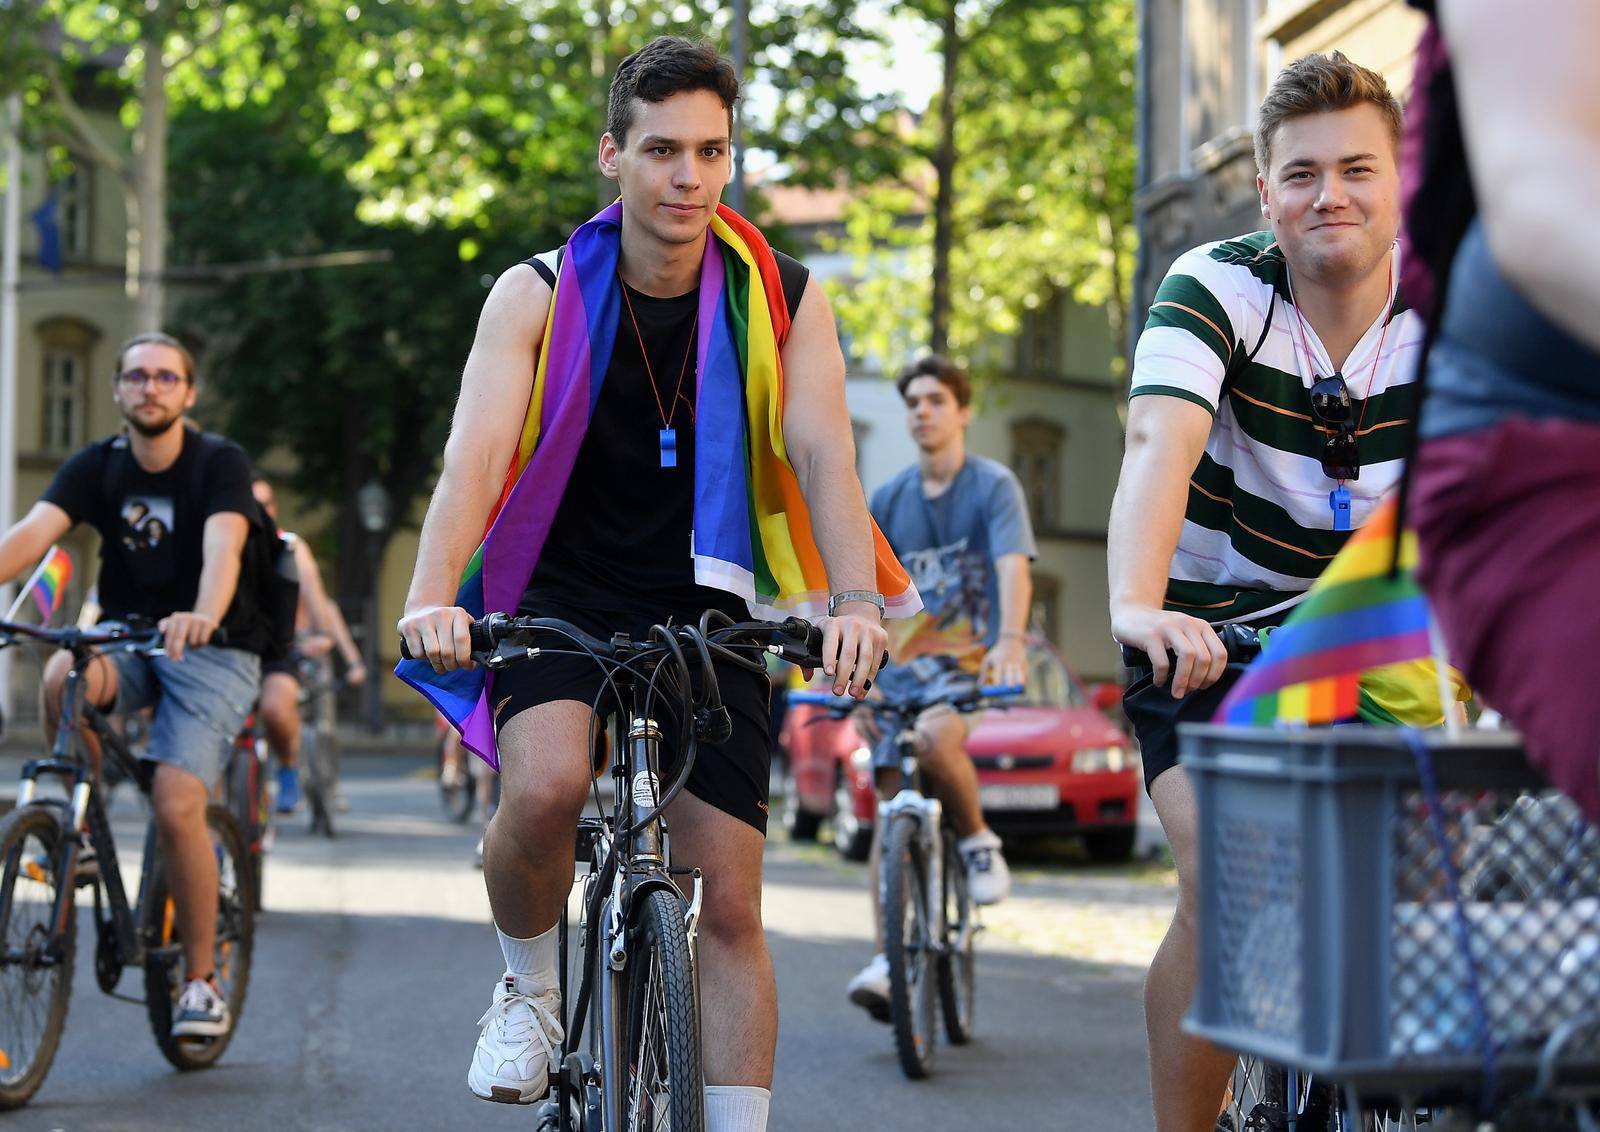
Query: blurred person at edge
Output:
[[1401, 0, 1600, 821], [1107, 54, 1422, 1132]]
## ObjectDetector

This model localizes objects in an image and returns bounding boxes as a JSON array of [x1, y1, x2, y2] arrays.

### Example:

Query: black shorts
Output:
[[1123, 666, 1244, 793], [490, 600, 776, 834], [262, 653, 300, 680]]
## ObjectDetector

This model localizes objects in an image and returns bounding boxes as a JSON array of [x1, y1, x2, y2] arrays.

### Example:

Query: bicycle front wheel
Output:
[[623, 887, 702, 1132], [883, 813, 938, 1079], [142, 804, 255, 1071], [0, 805, 74, 1111], [936, 826, 975, 1045], [302, 729, 336, 838]]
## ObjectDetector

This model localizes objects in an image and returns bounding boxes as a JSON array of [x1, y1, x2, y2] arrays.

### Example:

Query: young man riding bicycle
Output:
[[397, 37, 911, 1132], [844, 354, 1036, 1018], [250, 474, 366, 815], [0, 331, 270, 1040], [1106, 54, 1423, 1132]]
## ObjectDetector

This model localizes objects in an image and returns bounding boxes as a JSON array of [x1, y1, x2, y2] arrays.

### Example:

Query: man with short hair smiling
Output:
[[0, 331, 268, 1043], [1107, 53, 1424, 1131], [397, 36, 911, 1132]]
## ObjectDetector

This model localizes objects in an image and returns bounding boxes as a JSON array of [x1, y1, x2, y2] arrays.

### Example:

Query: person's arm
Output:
[[167, 511, 249, 661], [982, 554, 1033, 688], [1438, 0, 1600, 353], [0, 503, 73, 587], [293, 539, 366, 681], [399, 265, 551, 673], [780, 279, 890, 699], [1106, 395, 1227, 697]]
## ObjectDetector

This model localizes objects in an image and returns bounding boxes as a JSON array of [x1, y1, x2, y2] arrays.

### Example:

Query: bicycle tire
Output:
[[226, 743, 266, 911], [882, 812, 938, 1079], [936, 826, 976, 1045], [0, 805, 75, 1111], [141, 804, 255, 1071], [302, 728, 336, 838], [622, 888, 702, 1132], [438, 736, 476, 823]]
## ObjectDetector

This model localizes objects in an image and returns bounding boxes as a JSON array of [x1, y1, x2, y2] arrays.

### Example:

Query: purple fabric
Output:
[[1413, 418, 1600, 821]]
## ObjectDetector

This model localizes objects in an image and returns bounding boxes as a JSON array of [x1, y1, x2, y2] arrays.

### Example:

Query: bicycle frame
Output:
[[9, 650, 165, 978], [558, 702, 704, 1132], [874, 727, 945, 935]]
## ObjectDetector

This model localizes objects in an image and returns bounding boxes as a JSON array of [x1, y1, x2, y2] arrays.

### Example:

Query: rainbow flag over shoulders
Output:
[[397, 202, 920, 766], [1216, 498, 1432, 726]]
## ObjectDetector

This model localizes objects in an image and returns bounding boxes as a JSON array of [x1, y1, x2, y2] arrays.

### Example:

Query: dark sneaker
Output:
[[172, 978, 232, 1039]]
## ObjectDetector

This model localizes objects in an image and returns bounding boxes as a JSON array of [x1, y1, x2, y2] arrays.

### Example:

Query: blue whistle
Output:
[[659, 428, 678, 469], [1329, 485, 1352, 531]]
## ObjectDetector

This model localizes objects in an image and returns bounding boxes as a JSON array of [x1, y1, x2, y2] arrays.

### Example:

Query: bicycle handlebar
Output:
[[789, 680, 1026, 715], [1118, 622, 1262, 674]]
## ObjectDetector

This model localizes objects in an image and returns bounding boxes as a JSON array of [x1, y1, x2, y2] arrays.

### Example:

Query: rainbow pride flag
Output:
[[1216, 498, 1432, 726], [27, 546, 72, 624], [397, 202, 920, 765]]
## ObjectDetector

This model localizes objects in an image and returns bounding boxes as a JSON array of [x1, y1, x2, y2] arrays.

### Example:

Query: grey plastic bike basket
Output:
[[1181, 724, 1600, 1098]]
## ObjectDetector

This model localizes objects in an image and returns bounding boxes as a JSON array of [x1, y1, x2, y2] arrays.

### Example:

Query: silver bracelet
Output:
[[828, 590, 885, 618]]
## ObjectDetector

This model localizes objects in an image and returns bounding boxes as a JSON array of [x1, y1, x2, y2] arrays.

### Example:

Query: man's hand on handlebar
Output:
[[398, 605, 478, 674], [815, 607, 888, 700], [1111, 604, 1228, 699], [158, 610, 219, 662], [980, 635, 1028, 691]]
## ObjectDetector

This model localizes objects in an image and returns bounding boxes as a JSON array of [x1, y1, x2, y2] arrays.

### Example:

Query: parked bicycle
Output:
[[0, 620, 255, 1110], [403, 609, 829, 1132], [791, 655, 1023, 1080]]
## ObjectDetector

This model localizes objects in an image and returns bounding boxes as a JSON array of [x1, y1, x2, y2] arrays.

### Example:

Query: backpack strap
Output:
[[1221, 285, 1277, 400], [98, 434, 130, 516]]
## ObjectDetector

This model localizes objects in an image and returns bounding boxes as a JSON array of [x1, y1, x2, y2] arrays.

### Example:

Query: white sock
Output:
[[704, 1085, 771, 1132], [496, 923, 559, 993]]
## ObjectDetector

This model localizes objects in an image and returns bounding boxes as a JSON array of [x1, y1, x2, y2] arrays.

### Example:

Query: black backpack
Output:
[[100, 431, 300, 660]]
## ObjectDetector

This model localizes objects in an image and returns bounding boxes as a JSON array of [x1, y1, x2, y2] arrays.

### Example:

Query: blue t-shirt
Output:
[[869, 454, 1038, 657]]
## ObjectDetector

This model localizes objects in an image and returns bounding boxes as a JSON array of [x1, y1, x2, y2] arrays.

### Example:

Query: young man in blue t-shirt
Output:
[[844, 354, 1037, 1018]]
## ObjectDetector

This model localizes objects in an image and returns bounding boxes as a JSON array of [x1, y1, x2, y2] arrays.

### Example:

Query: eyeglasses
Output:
[[1310, 373, 1359, 481], [117, 368, 187, 391]]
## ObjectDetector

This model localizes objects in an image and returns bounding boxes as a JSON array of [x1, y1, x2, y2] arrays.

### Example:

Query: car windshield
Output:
[[1021, 641, 1088, 710]]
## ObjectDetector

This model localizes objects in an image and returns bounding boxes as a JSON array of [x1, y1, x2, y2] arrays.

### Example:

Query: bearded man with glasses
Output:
[[0, 331, 270, 1042], [1106, 53, 1424, 1132]]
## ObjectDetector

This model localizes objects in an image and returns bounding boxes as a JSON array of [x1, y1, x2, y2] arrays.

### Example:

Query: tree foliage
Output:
[[828, 0, 1137, 379]]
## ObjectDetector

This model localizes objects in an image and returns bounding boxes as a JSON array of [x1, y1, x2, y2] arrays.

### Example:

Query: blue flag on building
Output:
[[31, 191, 62, 273]]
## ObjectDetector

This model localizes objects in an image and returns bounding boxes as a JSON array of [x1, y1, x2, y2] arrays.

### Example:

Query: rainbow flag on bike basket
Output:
[[1215, 498, 1436, 726], [396, 202, 920, 766], [10, 546, 72, 624]]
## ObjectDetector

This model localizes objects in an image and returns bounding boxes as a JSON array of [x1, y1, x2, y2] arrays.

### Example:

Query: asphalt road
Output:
[[2, 753, 1163, 1131]]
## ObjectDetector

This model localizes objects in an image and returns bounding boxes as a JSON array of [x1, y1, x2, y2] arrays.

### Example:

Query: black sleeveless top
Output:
[[518, 248, 811, 621]]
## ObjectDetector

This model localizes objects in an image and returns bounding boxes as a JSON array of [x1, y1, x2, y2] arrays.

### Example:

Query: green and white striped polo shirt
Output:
[[1130, 230, 1424, 623]]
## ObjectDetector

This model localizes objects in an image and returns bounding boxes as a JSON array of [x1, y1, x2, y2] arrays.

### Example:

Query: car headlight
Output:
[[1072, 747, 1129, 774], [849, 745, 872, 771]]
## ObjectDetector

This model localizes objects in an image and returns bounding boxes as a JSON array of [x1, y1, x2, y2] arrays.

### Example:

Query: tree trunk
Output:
[[1099, 205, 1130, 402], [929, 0, 960, 356], [132, 31, 168, 331]]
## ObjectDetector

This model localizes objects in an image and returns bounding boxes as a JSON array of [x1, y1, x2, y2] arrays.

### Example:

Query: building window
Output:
[[55, 161, 93, 261], [1011, 418, 1065, 531], [1031, 572, 1060, 645], [850, 417, 873, 479], [35, 317, 101, 454], [1016, 293, 1062, 375]]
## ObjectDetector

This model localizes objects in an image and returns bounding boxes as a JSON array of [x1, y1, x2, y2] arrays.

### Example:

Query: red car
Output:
[[778, 637, 1141, 862]]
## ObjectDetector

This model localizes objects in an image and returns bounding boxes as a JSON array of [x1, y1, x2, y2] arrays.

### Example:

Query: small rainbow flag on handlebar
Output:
[[25, 546, 72, 624], [1215, 498, 1432, 726]]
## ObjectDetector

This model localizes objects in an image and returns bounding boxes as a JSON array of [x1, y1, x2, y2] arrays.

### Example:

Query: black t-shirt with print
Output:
[[42, 427, 261, 641], [521, 248, 811, 622]]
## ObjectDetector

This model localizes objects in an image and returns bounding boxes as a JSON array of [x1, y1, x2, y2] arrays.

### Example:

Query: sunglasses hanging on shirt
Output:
[[1287, 255, 1394, 533]]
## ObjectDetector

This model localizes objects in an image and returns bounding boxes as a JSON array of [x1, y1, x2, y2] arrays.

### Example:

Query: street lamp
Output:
[[356, 479, 390, 733]]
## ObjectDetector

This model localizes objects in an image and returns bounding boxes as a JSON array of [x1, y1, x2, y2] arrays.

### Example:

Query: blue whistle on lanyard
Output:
[[1329, 485, 1352, 531]]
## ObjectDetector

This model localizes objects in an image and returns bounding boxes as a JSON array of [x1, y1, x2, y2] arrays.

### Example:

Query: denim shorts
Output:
[[98, 628, 261, 788]]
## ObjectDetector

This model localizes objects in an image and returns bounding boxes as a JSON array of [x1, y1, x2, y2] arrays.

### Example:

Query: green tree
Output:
[[829, 0, 1137, 378]]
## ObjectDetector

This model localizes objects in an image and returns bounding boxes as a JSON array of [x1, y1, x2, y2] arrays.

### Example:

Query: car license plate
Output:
[[978, 784, 1058, 810]]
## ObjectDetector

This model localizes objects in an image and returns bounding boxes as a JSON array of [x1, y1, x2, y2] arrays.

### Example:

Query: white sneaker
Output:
[[960, 830, 1011, 905], [468, 976, 564, 1104], [172, 977, 232, 1039], [846, 953, 891, 1023]]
